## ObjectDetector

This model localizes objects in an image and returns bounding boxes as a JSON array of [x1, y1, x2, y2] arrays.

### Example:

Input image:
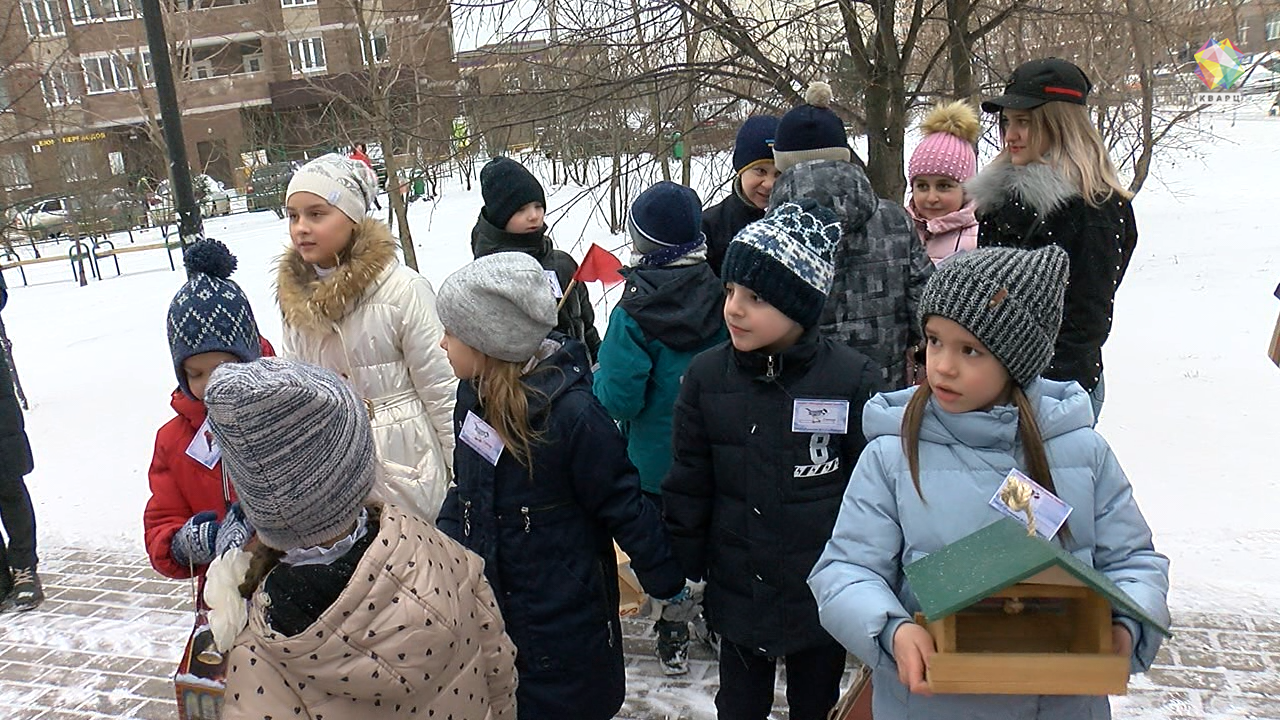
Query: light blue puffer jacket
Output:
[[809, 379, 1170, 720]]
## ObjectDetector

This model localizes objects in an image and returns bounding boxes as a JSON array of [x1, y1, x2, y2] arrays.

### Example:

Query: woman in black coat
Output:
[[0, 272, 40, 610]]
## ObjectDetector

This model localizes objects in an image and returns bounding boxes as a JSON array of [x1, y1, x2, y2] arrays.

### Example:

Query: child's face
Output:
[[999, 109, 1041, 166], [504, 201, 545, 234], [724, 282, 803, 354], [286, 191, 356, 268], [924, 316, 1012, 413], [740, 163, 782, 210], [911, 175, 965, 220], [183, 351, 240, 400], [440, 330, 485, 380]]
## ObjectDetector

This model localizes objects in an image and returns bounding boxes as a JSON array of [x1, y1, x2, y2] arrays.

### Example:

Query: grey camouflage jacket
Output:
[[771, 160, 933, 390]]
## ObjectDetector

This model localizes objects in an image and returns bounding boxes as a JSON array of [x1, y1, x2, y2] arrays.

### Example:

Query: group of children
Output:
[[139, 56, 1164, 720]]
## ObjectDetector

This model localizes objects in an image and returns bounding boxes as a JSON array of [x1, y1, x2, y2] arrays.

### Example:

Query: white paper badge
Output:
[[988, 468, 1073, 540], [460, 411, 505, 466], [791, 399, 850, 434], [185, 417, 222, 470], [545, 270, 564, 299]]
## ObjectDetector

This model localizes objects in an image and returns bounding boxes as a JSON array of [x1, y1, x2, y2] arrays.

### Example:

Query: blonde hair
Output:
[[474, 358, 546, 471], [999, 102, 1132, 206]]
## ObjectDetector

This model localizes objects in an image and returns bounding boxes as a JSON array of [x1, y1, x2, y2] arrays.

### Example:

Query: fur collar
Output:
[[965, 160, 1079, 217], [276, 218, 399, 335]]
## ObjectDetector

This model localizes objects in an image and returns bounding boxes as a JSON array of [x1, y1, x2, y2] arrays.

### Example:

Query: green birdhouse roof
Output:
[[903, 517, 1170, 636]]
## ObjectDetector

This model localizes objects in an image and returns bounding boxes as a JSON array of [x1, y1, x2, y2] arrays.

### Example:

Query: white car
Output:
[[7, 197, 71, 239], [152, 175, 232, 223]]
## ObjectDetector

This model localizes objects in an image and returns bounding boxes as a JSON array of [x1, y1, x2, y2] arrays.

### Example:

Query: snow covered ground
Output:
[[1, 102, 1277, 682]]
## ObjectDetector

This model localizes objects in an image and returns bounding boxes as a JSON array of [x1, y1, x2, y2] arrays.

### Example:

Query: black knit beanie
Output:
[[480, 157, 546, 230]]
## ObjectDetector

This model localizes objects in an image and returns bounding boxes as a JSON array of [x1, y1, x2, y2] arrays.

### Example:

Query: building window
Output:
[[59, 145, 97, 182], [280, 0, 316, 6], [82, 52, 153, 94], [0, 155, 31, 190], [41, 67, 78, 107], [243, 53, 263, 73], [0, 77, 11, 112], [1268, 13, 1280, 41], [287, 37, 326, 73], [191, 58, 214, 79], [22, 0, 65, 37], [69, 0, 135, 24], [359, 32, 388, 65]]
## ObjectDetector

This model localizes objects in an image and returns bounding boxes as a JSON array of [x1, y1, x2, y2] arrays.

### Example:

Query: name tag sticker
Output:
[[545, 270, 564, 299], [988, 468, 1073, 540], [460, 411, 505, 466], [791, 399, 850, 434], [185, 417, 222, 469]]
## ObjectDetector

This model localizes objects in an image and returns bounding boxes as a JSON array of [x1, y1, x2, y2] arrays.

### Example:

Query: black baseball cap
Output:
[[981, 58, 1092, 113]]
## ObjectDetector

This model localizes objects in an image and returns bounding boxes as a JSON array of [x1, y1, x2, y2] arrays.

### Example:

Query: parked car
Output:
[[245, 162, 294, 216], [67, 188, 149, 233], [7, 196, 71, 239], [151, 174, 231, 225]]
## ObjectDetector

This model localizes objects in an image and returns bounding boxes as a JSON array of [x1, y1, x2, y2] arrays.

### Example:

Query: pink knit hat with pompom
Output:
[[908, 101, 980, 183]]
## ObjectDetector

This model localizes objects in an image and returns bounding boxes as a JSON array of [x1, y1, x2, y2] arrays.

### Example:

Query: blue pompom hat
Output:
[[721, 199, 842, 329], [167, 239, 262, 398]]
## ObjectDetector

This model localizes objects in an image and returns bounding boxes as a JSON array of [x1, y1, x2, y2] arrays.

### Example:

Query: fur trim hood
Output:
[[965, 160, 1079, 217], [276, 218, 399, 335]]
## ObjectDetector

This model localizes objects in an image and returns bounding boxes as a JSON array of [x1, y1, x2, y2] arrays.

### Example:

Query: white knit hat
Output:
[[286, 153, 378, 223]]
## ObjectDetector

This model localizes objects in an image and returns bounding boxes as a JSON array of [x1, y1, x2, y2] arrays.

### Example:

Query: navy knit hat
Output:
[[733, 115, 780, 174], [167, 239, 262, 399], [918, 245, 1069, 387], [722, 199, 841, 329], [628, 181, 705, 264], [480, 157, 546, 231], [773, 82, 851, 172]]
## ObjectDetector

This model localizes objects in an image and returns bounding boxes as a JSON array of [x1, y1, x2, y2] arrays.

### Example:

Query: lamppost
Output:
[[138, 0, 203, 265]]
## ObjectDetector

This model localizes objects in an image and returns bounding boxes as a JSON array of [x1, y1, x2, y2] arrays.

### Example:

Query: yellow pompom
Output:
[[920, 100, 981, 143]]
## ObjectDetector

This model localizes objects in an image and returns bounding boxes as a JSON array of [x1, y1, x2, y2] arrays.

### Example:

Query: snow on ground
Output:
[[1, 106, 1278, 629]]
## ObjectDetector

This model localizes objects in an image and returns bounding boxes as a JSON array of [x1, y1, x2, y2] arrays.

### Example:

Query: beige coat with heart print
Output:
[[221, 504, 518, 720]]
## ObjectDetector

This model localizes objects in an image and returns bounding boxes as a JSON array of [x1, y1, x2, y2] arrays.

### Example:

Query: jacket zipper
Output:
[[766, 354, 777, 379], [520, 506, 531, 533], [463, 500, 472, 538]]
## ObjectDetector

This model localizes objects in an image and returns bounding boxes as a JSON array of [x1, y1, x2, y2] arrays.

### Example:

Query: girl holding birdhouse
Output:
[[808, 245, 1170, 719]]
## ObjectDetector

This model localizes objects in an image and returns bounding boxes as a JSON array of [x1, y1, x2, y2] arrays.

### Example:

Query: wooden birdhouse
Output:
[[903, 517, 1171, 696]]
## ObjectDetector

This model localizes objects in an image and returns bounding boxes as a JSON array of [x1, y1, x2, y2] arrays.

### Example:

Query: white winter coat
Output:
[[277, 219, 457, 519]]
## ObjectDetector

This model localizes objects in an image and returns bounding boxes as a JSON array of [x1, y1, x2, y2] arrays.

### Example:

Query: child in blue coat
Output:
[[809, 245, 1170, 719], [434, 252, 694, 720]]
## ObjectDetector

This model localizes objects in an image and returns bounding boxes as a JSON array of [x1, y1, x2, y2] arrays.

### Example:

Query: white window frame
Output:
[[1267, 13, 1280, 41], [287, 37, 326, 74], [359, 31, 388, 65], [0, 77, 11, 112], [190, 58, 215, 80], [82, 52, 153, 94], [0, 155, 32, 190], [68, 0, 135, 24], [59, 144, 97, 182], [242, 52, 263, 73], [280, 0, 316, 6], [22, 0, 65, 38], [41, 67, 77, 107]]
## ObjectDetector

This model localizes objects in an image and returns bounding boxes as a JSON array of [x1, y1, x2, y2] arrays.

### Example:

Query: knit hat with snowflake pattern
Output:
[[721, 198, 842, 329], [167, 239, 262, 399]]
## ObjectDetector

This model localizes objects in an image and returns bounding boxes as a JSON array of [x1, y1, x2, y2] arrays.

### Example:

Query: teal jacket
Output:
[[593, 263, 727, 494]]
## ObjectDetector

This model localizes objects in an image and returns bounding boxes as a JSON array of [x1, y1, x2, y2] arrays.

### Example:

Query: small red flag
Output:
[[573, 243, 624, 286]]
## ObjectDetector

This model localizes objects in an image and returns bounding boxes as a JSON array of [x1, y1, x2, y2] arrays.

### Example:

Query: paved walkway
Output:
[[0, 547, 1276, 719]]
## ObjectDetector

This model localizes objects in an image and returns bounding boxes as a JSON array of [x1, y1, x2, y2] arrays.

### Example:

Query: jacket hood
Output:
[[907, 199, 978, 235], [276, 218, 399, 335], [522, 334, 592, 413], [244, 507, 467, 703], [471, 211, 551, 260], [965, 160, 1080, 217], [619, 264, 726, 351], [770, 159, 878, 234], [170, 388, 207, 429], [863, 378, 1094, 449]]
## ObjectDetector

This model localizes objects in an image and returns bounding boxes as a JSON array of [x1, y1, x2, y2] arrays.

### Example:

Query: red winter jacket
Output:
[[144, 338, 274, 579]]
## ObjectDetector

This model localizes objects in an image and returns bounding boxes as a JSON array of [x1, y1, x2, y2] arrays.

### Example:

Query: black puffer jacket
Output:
[[471, 213, 602, 362], [701, 183, 765, 277], [0, 275, 32, 480], [438, 335, 683, 720], [968, 161, 1138, 392], [662, 329, 880, 657]]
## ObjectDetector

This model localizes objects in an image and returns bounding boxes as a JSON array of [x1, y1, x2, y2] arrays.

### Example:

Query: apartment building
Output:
[[0, 0, 457, 203]]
